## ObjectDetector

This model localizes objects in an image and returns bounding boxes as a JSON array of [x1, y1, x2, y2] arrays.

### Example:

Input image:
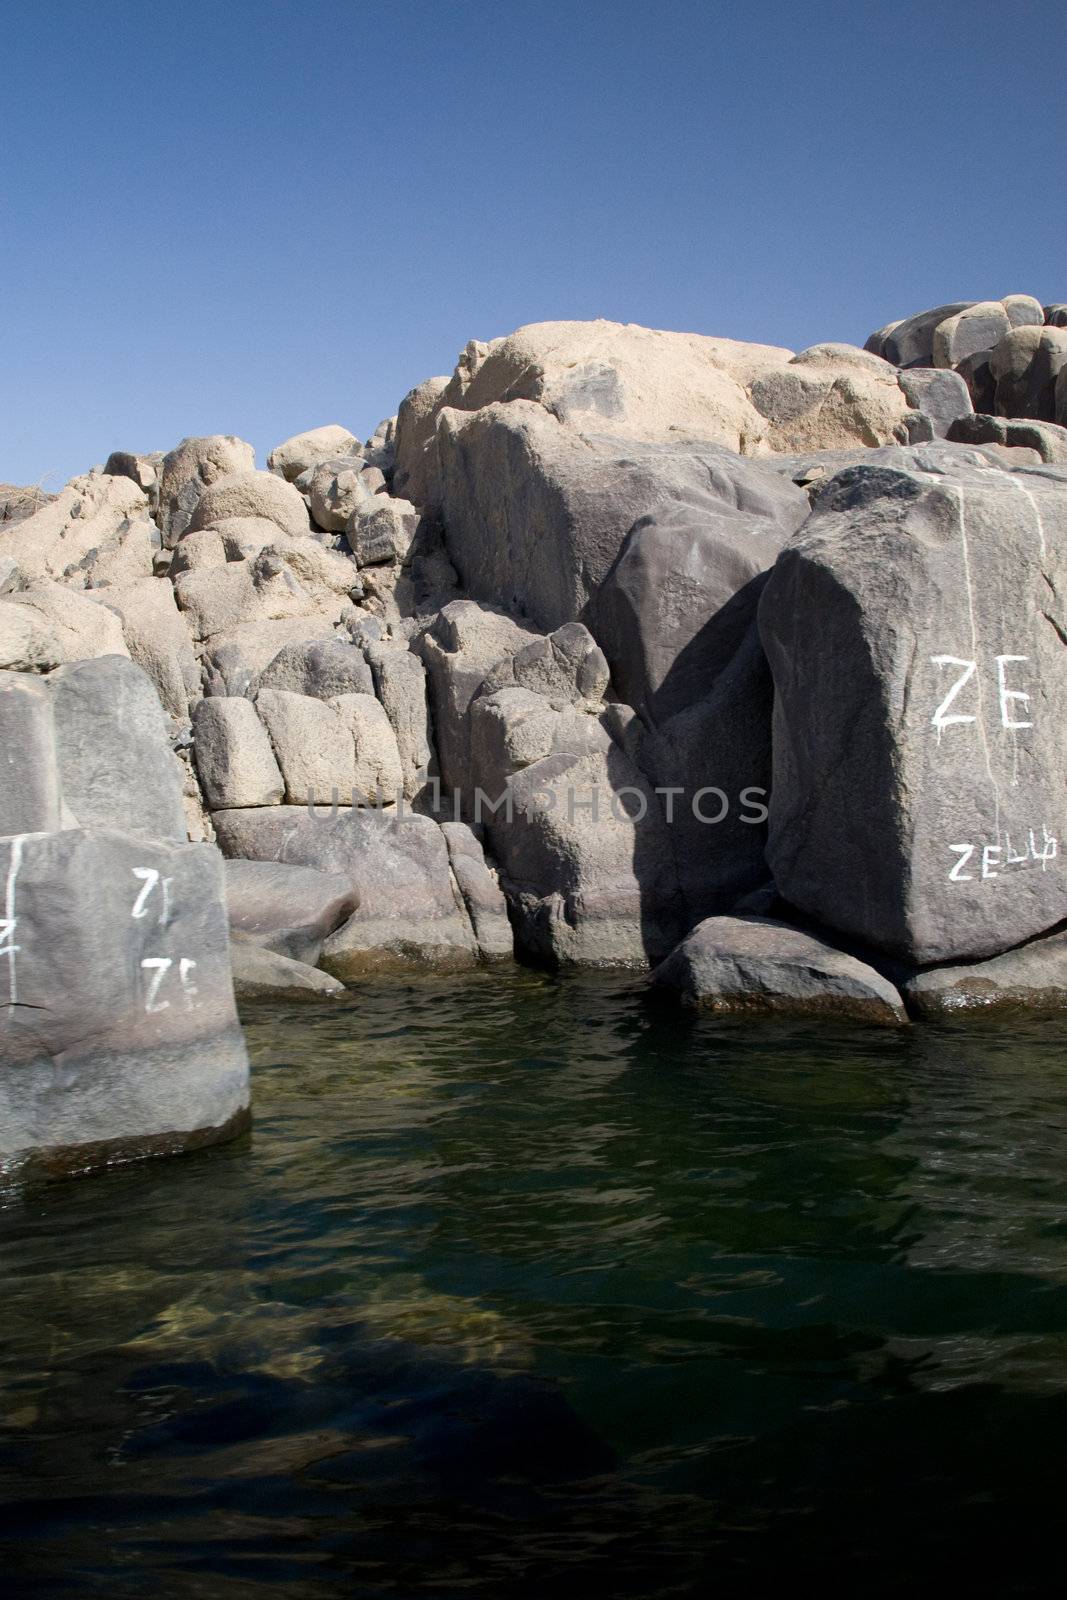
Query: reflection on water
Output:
[[3, 970, 1067, 1595]]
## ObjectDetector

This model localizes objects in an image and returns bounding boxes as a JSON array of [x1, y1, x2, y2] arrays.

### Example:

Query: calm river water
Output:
[[3, 970, 1067, 1596]]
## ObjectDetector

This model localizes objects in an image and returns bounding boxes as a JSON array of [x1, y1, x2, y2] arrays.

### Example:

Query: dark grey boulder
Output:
[[0, 672, 61, 835], [230, 939, 346, 1001], [932, 302, 1011, 371], [48, 655, 188, 843], [223, 857, 358, 964], [897, 368, 974, 439], [0, 829, 249, 1176], [879, 304, 973, 369], [212, 805, 478, 974], [759, 446, 1067, 965], [1045, 305, 1067, 328], [903, 927, 1067, 1018], [650, 915, 907, 1025], [990, 325, 1067, 421], [947, 413, 1067, 465]]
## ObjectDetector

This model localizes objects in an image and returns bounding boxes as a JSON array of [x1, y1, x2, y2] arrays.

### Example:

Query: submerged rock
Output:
[[903, 928, 1067, 1018]]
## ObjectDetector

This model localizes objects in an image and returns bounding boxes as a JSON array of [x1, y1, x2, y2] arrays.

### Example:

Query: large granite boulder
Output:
[[651, 915, 907, 1025], [902, 927, 1067, 1018], [94, 576, 201, 720], [212, 806, 479, 974], [229, 940, 346, 1001], [192, 696, 284, 809], [0, 472, 149, 583], [0, 673, 62, 835], [759, 445, 1067, 964], [364, 641, 434, 799], [187, 471, 310, 540], [223, 858, 358, 964], [50, 655, 188, 843], [157, 435, 256, 546], [748, 344, 909, 452], [267, 425, 361, 482], [0, 829, 249, 1176]]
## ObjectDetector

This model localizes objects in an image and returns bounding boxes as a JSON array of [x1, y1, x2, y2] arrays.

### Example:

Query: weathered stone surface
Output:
[[230, 940, 346, 1001], [990, 325, 1067, 420], [429, 319, 792, 454], [331, 692, 404, 803], [95, 576, 201, 720], [158, 435, 256, 546], [192, 697, 284, 809], [258, 637, 374, 700], [223, 858, 358, 964], [433, 404, 808, 641], [174, 550, 340, 642], [202, 616, 339, 697], [749, 346, 909, 452], [306, 458, 376, 532], [267, 425, 360, 482], [902, 927, 1067, 1018], [392, 375, 451, 505], [419, 600, 540, 797], [440, 821, 513, 960], [348, 497, 418, 566], [212, 806, 478, 973], [896, 368, 974, 438], [0, 471, 148, 582], [0, 483, 55, 527], [4, 581, 130, 666], [170, 528, 227, 574], [188, 472, 310, 540], [0, 829, 249, 1175], [254, 688, 356, 805], [0, 672, 61, 835], [1002, 294, 1045, 329], [482, 746, 686, 968], [932, 302, 1011, 370], [878, 304, 974, 368], [71, 515, 156, 588], [480, 622, 610, 705], [651, 915, 907, 1024], [49, 655, 188, 842], [104, 450, 164, 498], [947, 413, 1067, 465], [365, 642, 433, 799], [759, 446, 1067, 964], [0, 599, 66, 673]]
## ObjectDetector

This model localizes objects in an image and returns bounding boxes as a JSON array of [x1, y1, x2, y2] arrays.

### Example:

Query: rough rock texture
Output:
[[158, 435, 256, 546], [947, 413, 1067, 465], [230, 940, 346, 1001], [392, 375, 451, 505], [201, 616, 340, 696], [192, 696, 284, 809], [0, 829, 249, 1175], [3, 581, 130, 667], [0, 471, 148, 582], [0, 672, 62, 834], [331, 692, 405, 803], [174, 550, 341, 643], [749, 345, 910, 452], [651, 915, 907, 1025], [212, 806, 478, 974], [365, 641, 433, 799], [348, 497, 418, 567], [223, 858, 358, 964], [306, 458, 376, 532], [897, 368, 974, 439], [759, 446, 1067, 964], [902, 927, 1067, 1018], [932, 302, 1012, 370], [254, 688, 356, 804], [95, 576, 201, 720], [188, 470, 310, 539], [439, 821, 513, 960], [50, 655, 189, 843], [258, 637, 374, 700], [989, 325, 1067, 420], [267, 425, 360, 482]]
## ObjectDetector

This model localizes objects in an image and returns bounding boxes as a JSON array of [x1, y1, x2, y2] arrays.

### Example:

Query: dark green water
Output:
[[3, 970, 1067, 1597]]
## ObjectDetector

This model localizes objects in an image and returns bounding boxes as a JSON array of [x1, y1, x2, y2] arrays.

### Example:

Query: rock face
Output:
[[0, 471, 149, 582], [903, 927, 1067, 1018], [223, 858, 358, 964], [211, 806, 480, 974], [651, 915, 907, 1025], [0, 829, 250, 1174], [157, 435, 256, 546], [230, 940, 346, 1001], [759, 446, 1067, 965], [192, 696, 285, 809], [267, 425, 360, 482]]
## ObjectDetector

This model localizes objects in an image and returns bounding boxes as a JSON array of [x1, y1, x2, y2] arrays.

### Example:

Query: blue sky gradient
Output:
[[3, 0, 1065, 485]]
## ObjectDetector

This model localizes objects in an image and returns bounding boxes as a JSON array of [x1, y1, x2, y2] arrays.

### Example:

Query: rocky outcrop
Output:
[[902, 928, 1067, 1018], [759, 445, 1067, 965], [651, 915, 907, 1025]]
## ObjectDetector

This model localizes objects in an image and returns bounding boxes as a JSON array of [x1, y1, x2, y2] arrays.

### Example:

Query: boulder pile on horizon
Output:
[[2, 293, 1066, 1174]]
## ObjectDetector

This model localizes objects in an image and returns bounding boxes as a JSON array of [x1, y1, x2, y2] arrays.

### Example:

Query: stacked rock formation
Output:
[[2, 295, 1066, 1173]]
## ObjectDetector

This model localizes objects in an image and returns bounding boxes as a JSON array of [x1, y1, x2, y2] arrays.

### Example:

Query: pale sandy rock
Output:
[[331, 692, 405, 803], [174, 550, 341, 642], [365, 641, 433, 799], [307, 459, 376, 531], [1001, 294, 1045, 329], [0, 471, 147, 582], [0, 599, 65, 672], [76, 517, 156, 587], [393, 375, 451, 504], [750, 350, 910, 452], [5, 580, 130, 664], [255, 688, 355, 804], [193, 696, 284, 809], [267, 425, 361, 482], [93, 576, 200, 719], [188, 471, 310, 539], [202, 616, 340, 696], [158, 434, 256, 545], [170, 528, 228, 574], [348, 497, 418, 566], [932, 301, 1012, 369]]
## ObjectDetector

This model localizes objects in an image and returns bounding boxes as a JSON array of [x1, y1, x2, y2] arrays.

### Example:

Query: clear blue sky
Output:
[[3, 0, 1064, 487]]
